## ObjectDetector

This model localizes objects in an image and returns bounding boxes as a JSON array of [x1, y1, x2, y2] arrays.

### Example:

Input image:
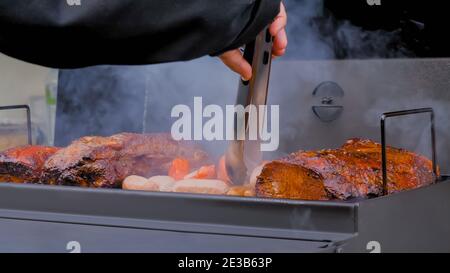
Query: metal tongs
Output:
[[225, 26, 273, 184]]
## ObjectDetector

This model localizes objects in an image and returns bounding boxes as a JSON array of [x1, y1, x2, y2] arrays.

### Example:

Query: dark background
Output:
[[285, 0, 449, 59]]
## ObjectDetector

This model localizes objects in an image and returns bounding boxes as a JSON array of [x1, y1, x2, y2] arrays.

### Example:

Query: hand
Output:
[[220, 2, 287, 81]]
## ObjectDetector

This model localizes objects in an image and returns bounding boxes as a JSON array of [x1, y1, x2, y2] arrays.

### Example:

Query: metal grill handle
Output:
[[380, 108, 438, 195], [0, 105, 32, 145]]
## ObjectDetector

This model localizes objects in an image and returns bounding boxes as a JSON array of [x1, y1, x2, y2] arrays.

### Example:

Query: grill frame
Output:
[[0, 178, 449, 252], [0, 182, 358, 242]]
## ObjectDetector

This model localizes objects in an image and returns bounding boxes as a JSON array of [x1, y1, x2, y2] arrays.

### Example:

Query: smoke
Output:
[[57, 58, 238, 159], [363, 74, 450, 170], [55, 0, 450, 172], [283, 0, 412, 60], [282, 0, 334, 60]]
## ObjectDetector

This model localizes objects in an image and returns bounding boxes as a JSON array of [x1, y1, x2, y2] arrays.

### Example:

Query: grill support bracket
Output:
[[380, 108, 438, 195]]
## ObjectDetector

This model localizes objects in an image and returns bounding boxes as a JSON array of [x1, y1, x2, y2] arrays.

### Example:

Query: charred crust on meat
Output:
[[255, 139, 436, 201], [39, 133, 210, 188], [0, 146, 60, 183]]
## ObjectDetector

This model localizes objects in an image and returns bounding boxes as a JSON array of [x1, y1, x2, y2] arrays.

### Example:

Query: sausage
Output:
[[168, 158, 191, 180], [148, 175, 175, 192], [184, 165, 216, 179], [173, 179, 229, 195], [122, 175, 159, 191]]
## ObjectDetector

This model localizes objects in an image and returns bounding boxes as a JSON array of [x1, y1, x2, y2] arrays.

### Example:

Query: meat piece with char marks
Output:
[[42, 133, 210, 188], [0, 145, 60, 183], [256, 139, 436, 200]]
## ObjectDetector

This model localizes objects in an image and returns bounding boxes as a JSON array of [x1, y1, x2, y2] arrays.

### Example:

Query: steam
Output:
[[283, 0, 411, 59], [56, 0, 450, 172], [58, 59, 238, 159], [364, 85, 450, 170]]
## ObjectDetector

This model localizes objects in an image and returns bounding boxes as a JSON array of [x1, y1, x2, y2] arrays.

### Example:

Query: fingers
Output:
[[220, 2, 287, 78], [219, 49, 252, 81], [269, 2, 287, 37], [269, 2, 288, 57], [273, 28, 287, 57]]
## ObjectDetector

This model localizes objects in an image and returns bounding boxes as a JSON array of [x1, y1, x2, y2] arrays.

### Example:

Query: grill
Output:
[[1, 1, 450, 253], [0, 58, 449, 253], [0, 178, 449, 253]]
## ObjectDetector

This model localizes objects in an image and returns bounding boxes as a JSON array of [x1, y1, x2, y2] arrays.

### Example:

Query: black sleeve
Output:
[[0, 0, 280, 68]]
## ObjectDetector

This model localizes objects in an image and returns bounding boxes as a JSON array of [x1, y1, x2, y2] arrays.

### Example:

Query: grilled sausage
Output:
[[148, 175, 175, 192], [122, 175, 159, 191], [173, 179, 229, 195]]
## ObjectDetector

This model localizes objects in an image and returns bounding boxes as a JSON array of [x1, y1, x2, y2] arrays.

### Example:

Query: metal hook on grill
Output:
[[380, 108, 439, 195], [0, 105, 32, 145]]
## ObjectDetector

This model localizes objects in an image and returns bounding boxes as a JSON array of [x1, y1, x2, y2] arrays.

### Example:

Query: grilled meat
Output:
[[42, 133, 210, 188], [256, 139, 436, 201], [256, 161, 328, 200], [0, 146, 60, 183]]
